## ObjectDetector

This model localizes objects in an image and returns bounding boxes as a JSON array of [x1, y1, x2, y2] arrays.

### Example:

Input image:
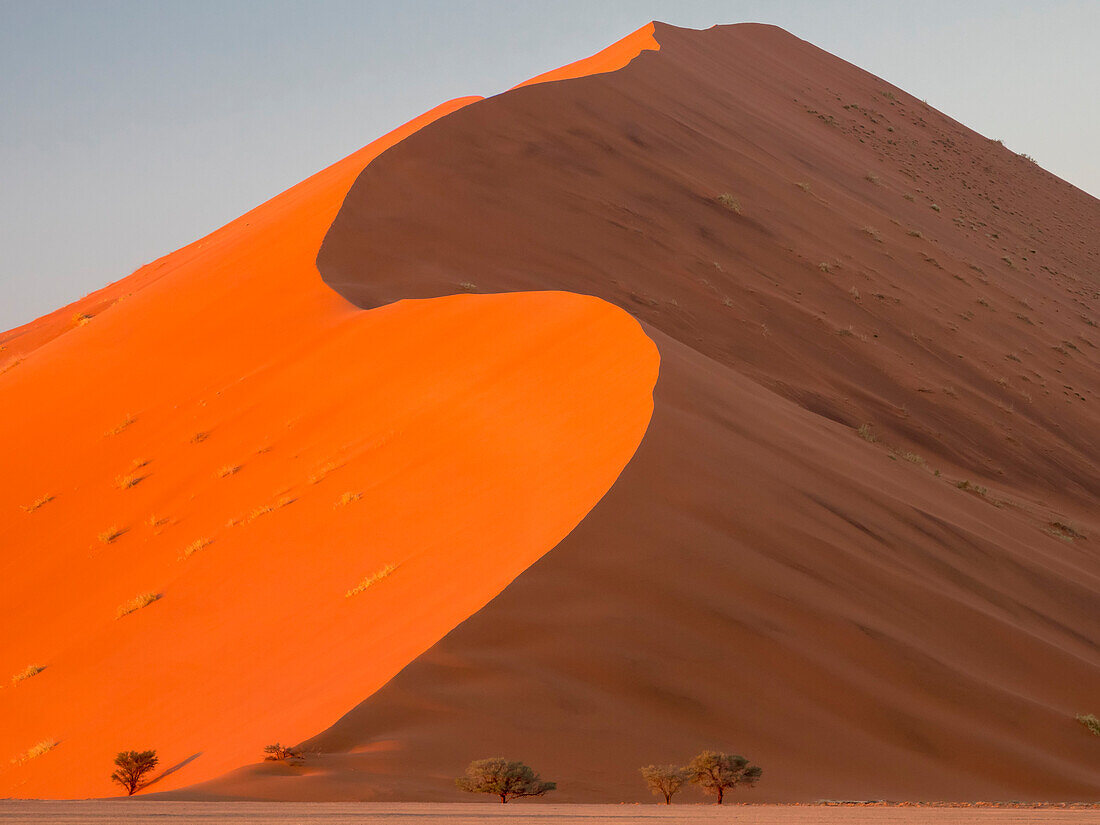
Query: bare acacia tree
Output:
[[687, 750, 761, 804], [110, 750, 159, 796], [455, 758, 556, 803], [640, 764, 689, 804]]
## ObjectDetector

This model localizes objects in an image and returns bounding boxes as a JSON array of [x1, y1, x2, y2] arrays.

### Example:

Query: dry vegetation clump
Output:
[[98, 526, 126, 544], [859, 225, 883, 242], [716, 193, 742, 213], [15, 739, 58, 764], [106, 414, 136, 436], [1078, 713, 1100, 737], [147, 514, 168, 528], [115, 592, 161, 619], [116, 473, 146, 489], [795, 181, 811, 192], [458, 281, 479, 292], [21, 494, 54, 513], [0, 356, 25, 375], [345, 563, 398, 598], [180, 538, 212, 559], [216, 464, 241, 478], [309, 462, 337, 484], [334, 491, 362, 508], [857, 424, 877, 443], [11, 664, 46, 685], [72, 312, 93, 326], [191, 430, 211, 443]]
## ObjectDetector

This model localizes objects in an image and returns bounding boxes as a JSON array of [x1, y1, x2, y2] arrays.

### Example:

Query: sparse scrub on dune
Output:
[[15, 739, 58, 764], [1078, 713, 1100, 737], [22, 494, 54, 513], [98, 526, 126, 544], [115, 592, 161, 619], [930, 203, 941, 212], [309, 462, 337, 484], [116, 473, 146, 489], [818, 261, 833, 273], [263, 743, 303, 762], [902, 193, 915, 201], [72, 312, 93, 326], [864, 172, 881, 185], [191, 430, 211, 443], [147, 514, 168, 529], [458, 281, 479, 292], [216, 464, 241, 478], [334, 491, 362, 508], [106, 414, 136, 436], [11, 664, 46, 685], [795, 181, 811, 192], [848, 286, 861, 301], [907, 229, 923, 238], [859, 226, 883, 242], [857, 424, 877, 443], [180, 538, 212, 559], [345, 563, 397, 598], [0, 356, 24, 375], [898, 451, 925, 465], [716, 193, 741, 213]]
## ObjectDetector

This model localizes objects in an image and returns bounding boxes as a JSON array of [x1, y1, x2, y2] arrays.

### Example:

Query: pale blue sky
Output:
[[1, 0, 1096, 330]]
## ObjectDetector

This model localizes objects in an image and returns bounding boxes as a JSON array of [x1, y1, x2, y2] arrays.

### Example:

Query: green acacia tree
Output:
[[640, 764, 690, 804], [455, 758, 556, 803], [110, 750, 159, 796], [687, 750, 762, 804]]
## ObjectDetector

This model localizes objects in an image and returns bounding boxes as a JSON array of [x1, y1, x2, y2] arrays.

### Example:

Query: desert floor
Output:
[[2, 802, 1099, 824]]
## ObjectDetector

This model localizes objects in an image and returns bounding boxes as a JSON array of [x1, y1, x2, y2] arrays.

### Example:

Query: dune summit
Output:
[[2, 20, 1099, 804]]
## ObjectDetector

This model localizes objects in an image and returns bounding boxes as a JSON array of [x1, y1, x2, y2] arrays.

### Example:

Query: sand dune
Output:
[[192, 22, 1099, 801], [0, 28, 662, 798]]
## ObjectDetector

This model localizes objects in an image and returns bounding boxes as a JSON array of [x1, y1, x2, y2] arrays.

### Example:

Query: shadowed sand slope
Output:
[[180, 21, 1100, 802], [0, 27, 664, 796]]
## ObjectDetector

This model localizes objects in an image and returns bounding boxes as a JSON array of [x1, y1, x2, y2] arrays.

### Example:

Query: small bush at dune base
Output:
[[12, 664, 46, 685], [641, 764, 689, 804], [1078, 713, 1100, 737], [264, 743, 304, 763], [116, 592, 161, 619], [111, 750, 158, 796], [687, 750, 762, 804], [456, 758, 556, 803], [716, 193, 741, 213]]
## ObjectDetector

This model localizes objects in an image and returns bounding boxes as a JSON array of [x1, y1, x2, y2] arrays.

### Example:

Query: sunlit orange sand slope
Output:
[[0, 30, 660, 798]]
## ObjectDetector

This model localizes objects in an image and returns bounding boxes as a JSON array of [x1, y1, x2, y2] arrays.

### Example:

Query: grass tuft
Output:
[[716, 193, 741, 213], [116, 474, 146, 489], [216, 464, 241, 478], [857, 424, 877, 443], [115, 592, 161, 619], [1078, 714, 1100, 737], [335, 491, 362, 508], [22, 495, 54, 513], [180, 538, 212, 560], [16, 739, 58, 764], [11, 664, 46, 685], [106, 414, 136, 436], [98, 526, 126, 544], [346, 563, 398, 598]]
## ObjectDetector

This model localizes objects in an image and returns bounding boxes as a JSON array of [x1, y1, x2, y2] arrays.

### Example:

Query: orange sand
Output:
[[0, 32, 660, 798]]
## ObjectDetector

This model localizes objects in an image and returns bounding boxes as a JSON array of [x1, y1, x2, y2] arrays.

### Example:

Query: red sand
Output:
[[225, 22, 1096, 803], [0, 30, 661, 798], [3, 19, 1099, 806]]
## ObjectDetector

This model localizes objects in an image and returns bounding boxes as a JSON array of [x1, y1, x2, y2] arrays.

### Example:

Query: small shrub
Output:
[[11, 664, 46, 685], [191, 431, 211, 443], [1078, 714, 1100, 737], [859, 226, 882, 242], [98, 526, 126, 544], [848, 286, 861, 301], [902, 193, 915, 201], [857, 424, 876, 443], [864, 172, 881, 185], [180, 538, 211, 559], [116, 592, 161, 619], [458, 281, 479, 292], [17, 739, 58, 764], [930, 203, 941, 212], [216, 464, 241, 478], [907, 229, 923, 238], [73, 313, 93, 326], [22, 494, 54, 513], [111, 750, 158, 796], [106, 415, 136, 436], [0, 356, 25, 375], [795, 181, 811, 192], [641, 764, 689, 804], [716, 193, 741, 213], [956, 480, 989, 496], [147, 515, 168, 528], [116, 474, 146, 489], [263, 743, 303, 762], [346, 563, 397, 598], [687, 750, 762, 805], [309, 463, 336, 484], [335, 491, 362, 508], [818, 262, 833, 273], [456, 758, 556, 803]]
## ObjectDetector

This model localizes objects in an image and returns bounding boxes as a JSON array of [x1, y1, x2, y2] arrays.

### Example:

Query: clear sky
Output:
[[1, 0, 1096, 331]]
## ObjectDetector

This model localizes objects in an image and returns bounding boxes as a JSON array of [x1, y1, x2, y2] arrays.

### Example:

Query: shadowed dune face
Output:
[[232, 21, 1100, 802], [0, 35, 662, 795]]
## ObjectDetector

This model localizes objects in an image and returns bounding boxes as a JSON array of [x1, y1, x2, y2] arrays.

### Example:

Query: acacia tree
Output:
[[640, 764, 689, 804], [687, 750, 761, 804], [455, 758, 556, 803], [110, 750, 159, 796]]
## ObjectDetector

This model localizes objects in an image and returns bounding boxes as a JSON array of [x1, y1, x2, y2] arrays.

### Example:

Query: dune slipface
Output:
[[186, 22, 1099, 802], [0, 27, 663, 799]]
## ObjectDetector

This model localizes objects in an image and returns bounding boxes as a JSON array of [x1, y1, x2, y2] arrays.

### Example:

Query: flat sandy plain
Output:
[[2, 803, 1100, 824]]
